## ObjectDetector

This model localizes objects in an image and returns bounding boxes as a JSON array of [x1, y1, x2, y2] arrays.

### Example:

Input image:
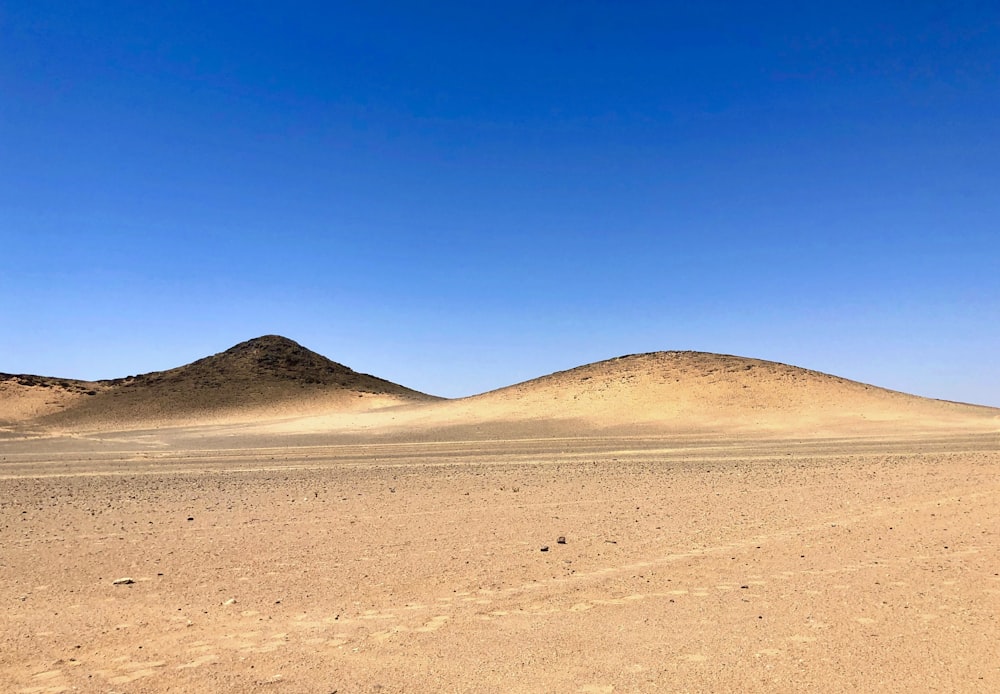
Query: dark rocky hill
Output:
[[36, 335, 437, 426]]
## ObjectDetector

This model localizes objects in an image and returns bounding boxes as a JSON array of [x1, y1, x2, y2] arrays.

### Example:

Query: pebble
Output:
[[540, 546, 549, 552], [557, 536, 566, 544], [113, 577, 134, 585]]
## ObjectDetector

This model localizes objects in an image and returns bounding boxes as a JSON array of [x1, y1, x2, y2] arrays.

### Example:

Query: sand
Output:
[[2, 342, 998, 692]]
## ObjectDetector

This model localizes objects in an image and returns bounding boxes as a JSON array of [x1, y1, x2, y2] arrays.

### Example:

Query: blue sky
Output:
[[2, 1, 998, 404]]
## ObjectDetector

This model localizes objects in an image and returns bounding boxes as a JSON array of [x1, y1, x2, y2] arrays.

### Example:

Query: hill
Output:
[[319, 351, 996, 441], [452, 351, 998, 434], [14, 336, 436, 429]]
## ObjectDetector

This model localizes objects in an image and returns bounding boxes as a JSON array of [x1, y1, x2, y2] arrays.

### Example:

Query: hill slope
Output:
[[0, 374, 110, 426], [371, 351, 999, 438], [26, 336, 436, 429]]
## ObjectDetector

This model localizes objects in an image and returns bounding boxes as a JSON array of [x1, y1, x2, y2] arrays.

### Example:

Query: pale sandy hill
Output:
[[28, 335, 437, 431], [260, 351, 998, 440], [451, 351, 998, 434]]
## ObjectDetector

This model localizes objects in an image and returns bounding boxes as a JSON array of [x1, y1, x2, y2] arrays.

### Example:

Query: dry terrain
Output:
[[2, 337, 998, 692]]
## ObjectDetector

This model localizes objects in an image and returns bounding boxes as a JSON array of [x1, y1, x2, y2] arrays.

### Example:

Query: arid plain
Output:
[[2, 337, 998, 693]]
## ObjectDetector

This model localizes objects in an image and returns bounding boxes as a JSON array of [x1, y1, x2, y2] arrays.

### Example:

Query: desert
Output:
[[2, 336, 998, 693]]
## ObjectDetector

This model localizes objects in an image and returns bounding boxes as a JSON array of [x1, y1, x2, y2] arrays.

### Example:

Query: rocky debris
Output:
[[557, 536, 566, 544], [112, 577, 134, 585], [540, 546, 549, 552]]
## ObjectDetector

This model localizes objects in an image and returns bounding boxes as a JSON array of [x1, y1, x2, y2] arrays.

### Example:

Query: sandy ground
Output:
[[2, 428, 998, 693]]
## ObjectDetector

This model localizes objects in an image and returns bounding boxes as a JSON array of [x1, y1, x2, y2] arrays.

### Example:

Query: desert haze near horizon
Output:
[[2, 336, 998, 692]]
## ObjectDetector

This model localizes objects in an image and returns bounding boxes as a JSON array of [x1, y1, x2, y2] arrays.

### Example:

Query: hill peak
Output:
[[190, 335, 352, 383], [226, 334, 309, 353]]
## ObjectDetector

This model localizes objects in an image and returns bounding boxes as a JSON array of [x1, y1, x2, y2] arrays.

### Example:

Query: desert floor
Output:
[[2, 430, 999, 693]]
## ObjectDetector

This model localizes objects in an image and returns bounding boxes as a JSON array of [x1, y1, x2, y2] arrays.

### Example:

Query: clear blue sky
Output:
[[2, 1, 998, 405]]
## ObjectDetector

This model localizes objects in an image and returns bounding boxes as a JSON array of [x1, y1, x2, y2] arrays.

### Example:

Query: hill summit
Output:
[[173, 334, 395, 389]]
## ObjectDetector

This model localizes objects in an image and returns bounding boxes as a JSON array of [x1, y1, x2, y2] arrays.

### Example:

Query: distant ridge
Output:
[[26, 335, 437, 428]]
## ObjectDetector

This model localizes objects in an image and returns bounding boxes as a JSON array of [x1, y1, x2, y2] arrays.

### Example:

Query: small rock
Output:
[[222, 598, 237, 606], [113, 577, 134, 585], [557, 536, 566, 544], [540, 546, 549, 552]]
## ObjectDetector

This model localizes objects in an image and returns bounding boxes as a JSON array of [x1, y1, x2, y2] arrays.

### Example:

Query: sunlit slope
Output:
[[369, 351, 1000, 438], [461, 351, 995, 428], [0, 374, 110, 425]]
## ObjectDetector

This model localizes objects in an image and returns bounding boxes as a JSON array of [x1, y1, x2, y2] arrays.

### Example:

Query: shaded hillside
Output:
[[35, 335, 437, 428]]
